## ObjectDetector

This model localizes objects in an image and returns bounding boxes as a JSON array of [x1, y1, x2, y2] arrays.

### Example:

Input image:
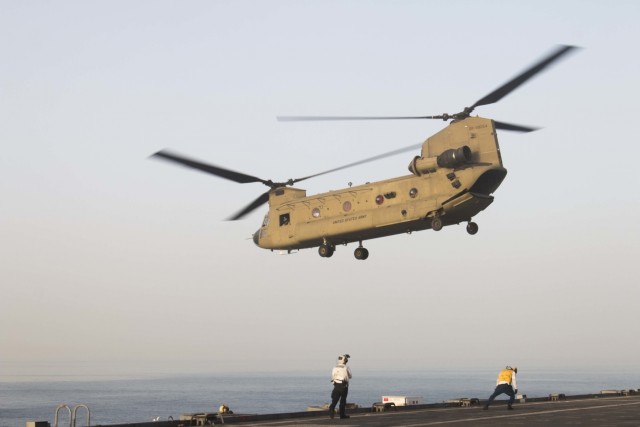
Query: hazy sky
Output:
[[2, 0, 639, 378]]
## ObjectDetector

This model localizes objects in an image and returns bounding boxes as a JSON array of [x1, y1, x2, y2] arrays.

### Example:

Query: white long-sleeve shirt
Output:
[[331, 364, 352, 384]]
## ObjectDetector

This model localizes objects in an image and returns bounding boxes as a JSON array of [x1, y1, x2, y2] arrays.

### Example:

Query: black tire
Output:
[[354, 247, 369, 260], [466, 222, 479, 235], [319, 245, 331, 257], [431, 217, 443, 231]]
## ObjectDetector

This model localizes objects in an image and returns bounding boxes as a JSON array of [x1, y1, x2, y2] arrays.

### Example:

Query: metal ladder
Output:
[[54, 404, 91, 427]]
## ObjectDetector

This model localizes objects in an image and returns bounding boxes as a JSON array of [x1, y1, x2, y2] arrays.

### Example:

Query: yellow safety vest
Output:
[[497, 369, 514, 384]]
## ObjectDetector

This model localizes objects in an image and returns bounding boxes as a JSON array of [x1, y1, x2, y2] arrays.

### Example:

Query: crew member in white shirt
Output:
[[329, 354, 352, 419]]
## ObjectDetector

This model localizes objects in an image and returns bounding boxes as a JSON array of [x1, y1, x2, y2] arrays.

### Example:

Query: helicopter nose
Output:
[[252, 230, 260, 246]]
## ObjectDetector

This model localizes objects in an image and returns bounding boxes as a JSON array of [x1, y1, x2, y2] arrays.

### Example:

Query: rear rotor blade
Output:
[[151, 150, 269, 185], [228, 191, 270, 221], [471, 45, 579, 109], [494, 121, 539, 133], [277, 115, 442, 122], [293, 142, 423, 183]]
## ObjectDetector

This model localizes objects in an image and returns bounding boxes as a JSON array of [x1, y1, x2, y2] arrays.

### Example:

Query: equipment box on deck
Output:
[[382, 396, 423, 406]]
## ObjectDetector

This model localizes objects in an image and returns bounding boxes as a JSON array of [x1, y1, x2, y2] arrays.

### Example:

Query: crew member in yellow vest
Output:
[[483, 366, 518, 410]]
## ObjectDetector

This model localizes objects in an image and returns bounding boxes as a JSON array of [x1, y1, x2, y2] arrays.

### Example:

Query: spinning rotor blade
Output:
[[471, 45, 578, 109], [277, 115, 440, 122], [152, 142, 423, 220], [278, 45, 578, 126], [151, 150, 270, 185], [292, 142, 423, 183], [494, 121, 539, 133], [279, 117, 538, 132], [228, 191, 270, 221]]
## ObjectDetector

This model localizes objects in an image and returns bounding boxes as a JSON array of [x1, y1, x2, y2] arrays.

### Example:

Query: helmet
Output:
[[338, 354, 350, 364]]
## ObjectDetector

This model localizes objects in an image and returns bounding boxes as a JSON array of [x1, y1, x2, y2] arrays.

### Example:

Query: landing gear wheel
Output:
[[466, 221, 479, 235], [318, 244, 334, 258], [431, 217, 443, 231], [354, 247, 369, 260]]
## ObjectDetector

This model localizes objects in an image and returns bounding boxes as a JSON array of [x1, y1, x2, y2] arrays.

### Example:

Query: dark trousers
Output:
[[329, 383, 349, 416], [486, 383, 515, 406]]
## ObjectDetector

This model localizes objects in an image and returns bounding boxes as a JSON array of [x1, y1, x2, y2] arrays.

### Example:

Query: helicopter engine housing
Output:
[[408, 145, 472, 176]]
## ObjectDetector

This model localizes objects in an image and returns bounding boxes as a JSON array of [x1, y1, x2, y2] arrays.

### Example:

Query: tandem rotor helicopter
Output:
[[152, 45, 578, 260]]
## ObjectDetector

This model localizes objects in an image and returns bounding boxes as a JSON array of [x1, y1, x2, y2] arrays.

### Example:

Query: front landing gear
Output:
[[431, 215, 443, 231], [318, 244, 335, 258], [318, 240, 369, 260], [354, 245, 369, 260], [466, 221, 479, 235]]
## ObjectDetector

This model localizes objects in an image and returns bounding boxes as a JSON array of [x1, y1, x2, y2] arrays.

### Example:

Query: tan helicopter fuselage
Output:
[[253, 117, 507, 252]]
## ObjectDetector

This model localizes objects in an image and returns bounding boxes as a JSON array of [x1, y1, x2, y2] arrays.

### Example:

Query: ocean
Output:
[[2, 369, 639, 426]]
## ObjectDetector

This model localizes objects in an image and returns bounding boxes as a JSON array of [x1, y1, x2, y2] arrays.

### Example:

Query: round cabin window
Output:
[[343, 201, 352, 212], [375, 195, 384, 205], [312, 207, 321, 218]]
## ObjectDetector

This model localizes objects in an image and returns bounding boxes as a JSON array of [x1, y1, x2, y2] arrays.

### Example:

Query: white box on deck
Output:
[[381, 396, 423, 406]]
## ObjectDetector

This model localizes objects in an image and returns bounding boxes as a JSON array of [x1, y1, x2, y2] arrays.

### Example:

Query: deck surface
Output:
[[224, 394, 640, 426]]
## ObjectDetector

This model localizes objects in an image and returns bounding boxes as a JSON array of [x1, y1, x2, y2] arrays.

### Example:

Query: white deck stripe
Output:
[[400, 400, 640, 426], [227, 398, 640, 426]]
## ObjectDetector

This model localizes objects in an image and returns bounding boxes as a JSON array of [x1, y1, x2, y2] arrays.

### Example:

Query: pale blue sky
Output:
[[1, 0, 639, 377]]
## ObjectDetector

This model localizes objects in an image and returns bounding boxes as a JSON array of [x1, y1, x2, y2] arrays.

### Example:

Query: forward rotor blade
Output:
[[277, 115, 440, 122], [151, 150, 268, 185], [472, 45, 579, 109], [293, 142, 423, 183], [227, 191, 270, 221], [494, 121, 539, 133]]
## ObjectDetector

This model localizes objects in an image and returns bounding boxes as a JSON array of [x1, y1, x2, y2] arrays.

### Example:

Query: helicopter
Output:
[[151, 45, 577, 260]]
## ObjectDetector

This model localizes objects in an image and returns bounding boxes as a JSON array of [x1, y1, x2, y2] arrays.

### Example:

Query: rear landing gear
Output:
[[354, 246, 369, 260], [466, 221, 479, 235]]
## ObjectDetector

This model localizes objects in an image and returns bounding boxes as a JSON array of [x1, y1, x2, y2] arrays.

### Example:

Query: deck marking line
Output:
[[400, 400, 640, 426], [206, 398, 640, 426]]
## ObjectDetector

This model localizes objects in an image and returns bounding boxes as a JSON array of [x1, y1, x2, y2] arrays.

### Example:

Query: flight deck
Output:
[[77, 391, 640, 427]]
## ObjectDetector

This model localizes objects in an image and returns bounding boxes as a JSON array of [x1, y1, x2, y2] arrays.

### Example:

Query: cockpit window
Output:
[[262, 214, 269, 227], [279, 213, 290, 226]]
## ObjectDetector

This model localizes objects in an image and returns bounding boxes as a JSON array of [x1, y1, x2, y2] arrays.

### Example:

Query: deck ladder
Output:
[[54, 404, 91, 427]]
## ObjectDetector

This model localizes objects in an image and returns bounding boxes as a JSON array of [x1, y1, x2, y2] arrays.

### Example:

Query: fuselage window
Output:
[[312, 207, 321, 218], [279, 213, 290, 226]]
